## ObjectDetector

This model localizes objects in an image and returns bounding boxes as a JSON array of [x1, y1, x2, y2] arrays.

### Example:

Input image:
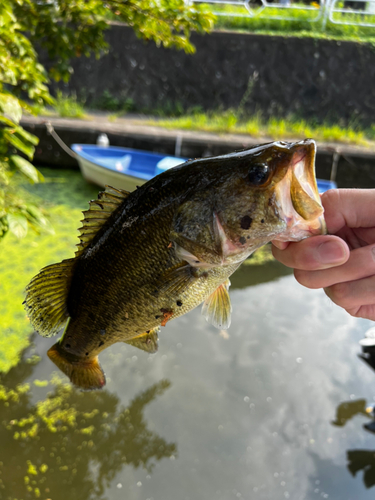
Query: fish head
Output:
[[172, 139, 326, 267]]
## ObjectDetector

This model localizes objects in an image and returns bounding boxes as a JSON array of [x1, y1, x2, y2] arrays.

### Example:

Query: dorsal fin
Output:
[[24, 258, 75, 337], [75, 185, 129, 257]]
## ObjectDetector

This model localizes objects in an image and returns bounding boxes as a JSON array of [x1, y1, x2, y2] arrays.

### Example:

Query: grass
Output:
[[205, 3, 375, 42], [29, 93, 375, 146], [89, 89, 135, 113], [53, 90, 86, 118], [147, 109, 375, 146]]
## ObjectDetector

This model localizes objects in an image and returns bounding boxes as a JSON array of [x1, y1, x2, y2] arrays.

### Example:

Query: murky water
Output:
[[1, 169, 375, 500]]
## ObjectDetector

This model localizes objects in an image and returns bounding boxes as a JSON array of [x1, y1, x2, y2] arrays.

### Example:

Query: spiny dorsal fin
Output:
[[201, 279, 232, 330], [24, 258, 75, 337], [75, 185, 129, 257]]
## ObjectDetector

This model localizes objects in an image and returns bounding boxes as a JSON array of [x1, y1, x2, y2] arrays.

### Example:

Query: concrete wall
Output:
[[52, 24, 375, 126]]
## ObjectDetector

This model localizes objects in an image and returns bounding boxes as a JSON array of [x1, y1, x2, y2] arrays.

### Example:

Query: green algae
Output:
[[0, 168, 98, 374]]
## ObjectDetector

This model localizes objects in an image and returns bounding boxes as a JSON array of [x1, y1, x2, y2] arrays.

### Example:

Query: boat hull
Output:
[[78, 155, 146, 192]]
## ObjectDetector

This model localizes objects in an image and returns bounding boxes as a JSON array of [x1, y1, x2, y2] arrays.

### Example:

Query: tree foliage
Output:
[[0, 0, 213, 239]]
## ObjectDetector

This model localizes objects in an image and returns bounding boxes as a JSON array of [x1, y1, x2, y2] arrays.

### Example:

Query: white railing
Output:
[[186, 0, 375, 27], [328, 0, 375, 27]]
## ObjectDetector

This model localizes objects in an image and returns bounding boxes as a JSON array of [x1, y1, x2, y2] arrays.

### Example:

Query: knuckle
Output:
[[348, 307, 363, 319], [347, 305, 375, 321], [294, 269, 315, 289], [321, 189, 340, 211], [327, 282, 350, 306]]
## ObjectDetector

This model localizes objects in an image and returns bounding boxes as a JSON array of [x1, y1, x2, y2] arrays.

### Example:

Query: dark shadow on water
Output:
[[331, 399, 368, 427], [347, 450, 375, 489], [0, 349, 176, 499], [230, 249, 293, 290], [332, 397, 375, 490]]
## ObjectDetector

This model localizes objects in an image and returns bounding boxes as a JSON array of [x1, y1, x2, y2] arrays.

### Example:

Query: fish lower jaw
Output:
[[275, 216, 326, 242]]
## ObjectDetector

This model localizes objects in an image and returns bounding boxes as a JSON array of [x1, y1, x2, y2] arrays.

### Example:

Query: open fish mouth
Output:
[[274, 139, 327, 241]]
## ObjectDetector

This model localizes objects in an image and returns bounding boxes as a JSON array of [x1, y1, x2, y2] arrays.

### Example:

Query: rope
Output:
[[45, 121, 78, 159]]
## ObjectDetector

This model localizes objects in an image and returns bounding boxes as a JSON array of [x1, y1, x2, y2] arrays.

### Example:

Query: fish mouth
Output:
[[274, 139, 327, 241]]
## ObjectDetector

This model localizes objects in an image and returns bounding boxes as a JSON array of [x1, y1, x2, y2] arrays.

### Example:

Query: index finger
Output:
[[322, 189, 375, 234]]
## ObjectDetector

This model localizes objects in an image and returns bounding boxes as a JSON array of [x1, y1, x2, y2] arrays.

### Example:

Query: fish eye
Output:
[[248, 163, 270, 186]]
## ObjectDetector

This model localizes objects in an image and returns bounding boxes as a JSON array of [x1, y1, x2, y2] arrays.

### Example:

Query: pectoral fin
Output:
[[124, 327, 160, 353], [202, 279, 232, 330], [174, 242, 218, 268], [171, 233, 221, 267], [155, 263, 197, 296]]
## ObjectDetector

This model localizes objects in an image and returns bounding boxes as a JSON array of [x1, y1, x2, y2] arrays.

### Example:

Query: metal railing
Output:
[[186, 0, 375, 27], [328, 0, 375, 27]]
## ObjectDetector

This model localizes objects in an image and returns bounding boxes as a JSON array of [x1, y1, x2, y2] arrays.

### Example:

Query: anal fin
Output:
[[201, 279, 232, 330], [48, 342, 106, 390], [124, 327, 160, 354]]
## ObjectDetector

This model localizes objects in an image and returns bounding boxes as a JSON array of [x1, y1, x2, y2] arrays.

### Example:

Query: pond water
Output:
[[1, 169, 375, 500]]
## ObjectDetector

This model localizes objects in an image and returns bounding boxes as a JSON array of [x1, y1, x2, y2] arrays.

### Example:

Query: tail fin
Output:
[[48, 342, 106, 390]]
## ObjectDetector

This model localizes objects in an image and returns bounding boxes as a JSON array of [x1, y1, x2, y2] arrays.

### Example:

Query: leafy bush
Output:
[[91, 90, 136, 113]]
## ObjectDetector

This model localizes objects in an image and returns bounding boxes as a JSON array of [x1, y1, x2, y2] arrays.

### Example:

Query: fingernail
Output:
[[317, 241, 347, 265]]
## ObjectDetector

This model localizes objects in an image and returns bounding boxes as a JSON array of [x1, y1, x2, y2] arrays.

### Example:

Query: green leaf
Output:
[[25, 205, 54, 234], [0, 93, 22, 123], [8, 214, 28, 238], [9, 155, 43, 184], [14, 126, 39, 146], [4, 130, 35, 159], [0, 116, 17, 127]]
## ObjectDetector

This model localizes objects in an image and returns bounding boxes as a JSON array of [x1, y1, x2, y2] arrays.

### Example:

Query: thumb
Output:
[[272, 235, 349, 270]]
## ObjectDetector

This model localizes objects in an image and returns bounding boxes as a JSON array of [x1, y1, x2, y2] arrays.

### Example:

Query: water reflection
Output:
[[332, 399, 369, 427], [332, 396, 375, 490], [347, 450, 375, 489], [230, 248, 292, 290], [0, 360, 176, 500]]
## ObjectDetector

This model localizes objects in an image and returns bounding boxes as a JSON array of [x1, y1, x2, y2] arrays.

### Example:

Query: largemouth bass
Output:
[[24, 139, 326, 390]]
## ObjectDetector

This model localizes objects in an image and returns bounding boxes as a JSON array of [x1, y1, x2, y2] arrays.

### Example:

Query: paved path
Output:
[[21, 112, 375, 160]]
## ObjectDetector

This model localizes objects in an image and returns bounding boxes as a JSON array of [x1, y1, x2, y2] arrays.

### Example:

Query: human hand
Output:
[[272, 189, 375, 320]]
